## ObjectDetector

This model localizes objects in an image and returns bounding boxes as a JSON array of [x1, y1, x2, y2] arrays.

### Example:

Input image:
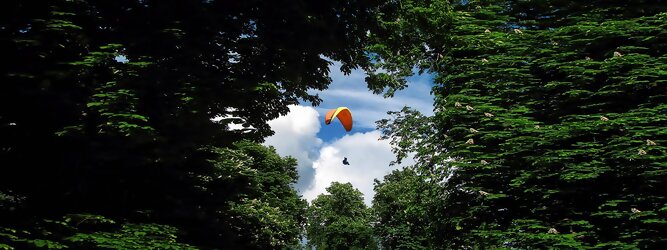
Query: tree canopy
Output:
[[2, 0, 666, 249], [307, 182, 377, 250], [1, 0, 386, 248], [375, 0, 667, 248]]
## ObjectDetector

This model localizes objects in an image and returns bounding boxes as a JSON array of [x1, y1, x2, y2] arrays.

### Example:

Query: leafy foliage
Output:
[[307, 182, 377, 250], [67, 223, 195, 249], [0, 0, 387, 248], [0, 214, 194, 249], [373, 0, 667, 248], [372, 168, 437, 249]]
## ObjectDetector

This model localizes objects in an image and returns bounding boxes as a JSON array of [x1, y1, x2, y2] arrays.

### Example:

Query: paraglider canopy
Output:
[[324, 107, 353, 132]]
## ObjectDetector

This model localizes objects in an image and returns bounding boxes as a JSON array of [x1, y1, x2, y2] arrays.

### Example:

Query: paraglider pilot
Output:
[[324, 107, 353, 166]]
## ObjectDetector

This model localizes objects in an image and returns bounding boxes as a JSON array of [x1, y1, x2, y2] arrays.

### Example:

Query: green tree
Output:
[[373, 0, 667, 249], [372, 168, 437, 249], [1, 0, 388, 248], [0, 141, 307, 249], [1, 214, 195, 249], [193, 141, 308, 249], [307, 182, 376, 250]]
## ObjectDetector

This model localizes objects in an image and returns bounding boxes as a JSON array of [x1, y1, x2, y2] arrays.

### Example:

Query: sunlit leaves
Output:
[[307, 182, 376, 250], [66, 223, 195, 249], [370, 0, 667, 248]]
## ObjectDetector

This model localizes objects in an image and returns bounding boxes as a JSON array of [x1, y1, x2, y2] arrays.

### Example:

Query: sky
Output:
[[263, 62, 435, 205]]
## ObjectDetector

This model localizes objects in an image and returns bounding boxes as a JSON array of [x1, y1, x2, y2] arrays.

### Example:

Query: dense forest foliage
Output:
[[2, 0, 666, 249], [0, 0, 384, 248], [374, 0, 667, 249], [306, 182, 376, 249]]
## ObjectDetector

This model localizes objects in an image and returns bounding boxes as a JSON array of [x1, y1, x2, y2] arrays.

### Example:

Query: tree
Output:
[[0, 141, 307, 249], [0, 214, 196, 249], [307, 182, 376, 250], [194, 141, 308, 249], [372, 168, 437, 249], [373, 0, 667, 248], [1, 0, 388, 248]]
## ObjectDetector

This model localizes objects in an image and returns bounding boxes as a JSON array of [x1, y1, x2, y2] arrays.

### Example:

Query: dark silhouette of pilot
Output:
[[342, 157, 350, 165]]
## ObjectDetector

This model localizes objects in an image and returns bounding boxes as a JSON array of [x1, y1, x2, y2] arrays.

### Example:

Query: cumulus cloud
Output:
[[264, 105, 322, 191], [264, 106, 413, 203], [265, 61, 434, 204], [302, 131, 414, 205]]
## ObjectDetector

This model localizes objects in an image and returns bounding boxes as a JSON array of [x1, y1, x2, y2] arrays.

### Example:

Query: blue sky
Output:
[[264, 61, 435, 204], [313, 63, 435, 142]]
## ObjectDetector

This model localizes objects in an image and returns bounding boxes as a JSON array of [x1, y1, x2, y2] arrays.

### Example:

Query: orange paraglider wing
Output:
[[324, 107, 353, 132]]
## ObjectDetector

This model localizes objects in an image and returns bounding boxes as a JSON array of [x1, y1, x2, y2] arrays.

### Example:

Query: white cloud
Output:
[[302, 131, 414, 205], [264, 105, 322, 191], [266, 61, 434, 205], [264, 105, 414, 204]]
